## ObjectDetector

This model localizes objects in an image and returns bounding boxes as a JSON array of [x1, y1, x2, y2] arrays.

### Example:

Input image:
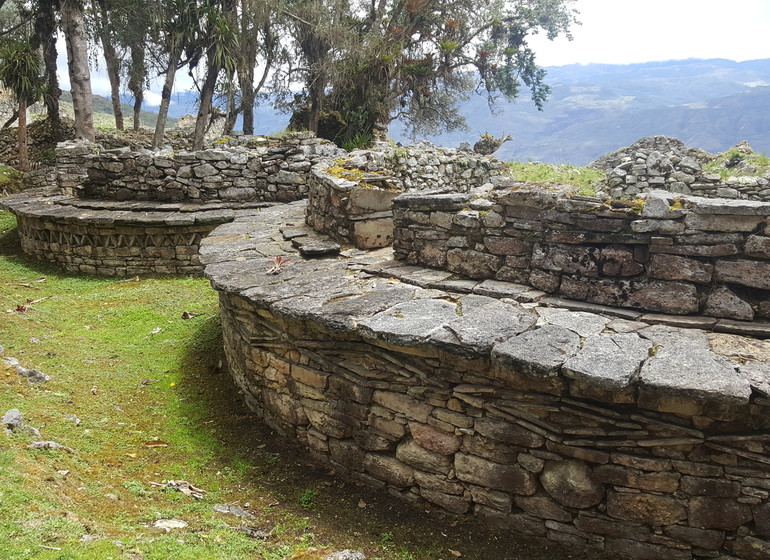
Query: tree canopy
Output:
[[0, 0, 579, 150]]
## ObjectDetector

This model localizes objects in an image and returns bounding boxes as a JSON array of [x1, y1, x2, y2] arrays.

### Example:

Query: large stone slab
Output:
[[358, 298, 458, 348]]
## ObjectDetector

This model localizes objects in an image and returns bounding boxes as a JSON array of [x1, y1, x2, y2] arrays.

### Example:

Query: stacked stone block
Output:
[[306, 144, 505, 248], [56, 132, 342, 204], [392, 185, 770, 321], [594, 136, 770, 201], [201, 202, 770, 560]]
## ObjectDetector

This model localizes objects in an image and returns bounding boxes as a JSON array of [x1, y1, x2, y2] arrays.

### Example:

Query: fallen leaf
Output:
[[125, 453, 138, 458], [57, 470, 70, 476], [357, 500, 367, 509], [144, 440, 169, 448], [181, 311, 202, 320], [449, 549, 462, 557]]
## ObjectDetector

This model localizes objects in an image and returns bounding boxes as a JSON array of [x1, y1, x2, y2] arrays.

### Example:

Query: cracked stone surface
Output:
[[201, 201, 770, 413]]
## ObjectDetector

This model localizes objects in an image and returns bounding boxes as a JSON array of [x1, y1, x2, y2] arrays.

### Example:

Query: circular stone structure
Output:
[[0, 186, 269, 276], [202, 199, 770, 560]]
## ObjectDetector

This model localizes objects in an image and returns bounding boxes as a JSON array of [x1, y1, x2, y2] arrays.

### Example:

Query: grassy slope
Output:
[[0, 211, 586, 560]]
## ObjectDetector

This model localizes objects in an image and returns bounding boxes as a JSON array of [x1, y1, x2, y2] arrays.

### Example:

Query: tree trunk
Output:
[[61, 0, 94, 141], [37, 0, 61, 135], [17, 97, 28, 171], [191, 55, 219, 150], [128, 44, 146, 131], [152, 46, 181, 149], [102, 35, 124, 130]]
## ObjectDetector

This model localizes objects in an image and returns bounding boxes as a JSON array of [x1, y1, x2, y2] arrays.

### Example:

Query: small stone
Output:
[[540, 460, 604, 509]]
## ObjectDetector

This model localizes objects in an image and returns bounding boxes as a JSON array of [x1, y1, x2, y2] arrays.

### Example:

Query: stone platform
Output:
[[202, 200, 770, 560], [0, 187, 270, 276]]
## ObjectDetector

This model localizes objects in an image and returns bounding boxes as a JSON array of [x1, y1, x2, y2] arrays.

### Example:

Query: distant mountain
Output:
[[396, 58, 770, 165], [99, 58, 770, 165]]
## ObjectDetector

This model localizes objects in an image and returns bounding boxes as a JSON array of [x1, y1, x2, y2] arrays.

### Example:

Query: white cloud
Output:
[[529, 0, 770, 66], [143, 90, 163, 106]]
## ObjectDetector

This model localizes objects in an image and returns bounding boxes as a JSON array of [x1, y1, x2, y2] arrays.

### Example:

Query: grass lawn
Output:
[[0, 210, 592, 560]]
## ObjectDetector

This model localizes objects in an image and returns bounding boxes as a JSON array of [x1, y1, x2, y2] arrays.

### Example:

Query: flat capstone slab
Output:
[[200, 201, 758, 411], [0, 187, 271, 226]]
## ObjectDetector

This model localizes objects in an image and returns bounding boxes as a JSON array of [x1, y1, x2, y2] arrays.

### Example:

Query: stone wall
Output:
[[593, 136, 770, 201], [1, 188, 261, 276], [306, 144, 506, 248], [391, 184, 770, 322], [202, 203, 770, 560], [56, 132, 342, 203]]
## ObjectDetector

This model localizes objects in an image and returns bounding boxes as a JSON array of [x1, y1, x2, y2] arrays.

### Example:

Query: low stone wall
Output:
[[202, 202, 770, 560], [392, 185, 770, 322], [57, 132, 342, 203], [306, 144, 506, 248], [1, 187, 266, 276], [593, 136, 770, 201]]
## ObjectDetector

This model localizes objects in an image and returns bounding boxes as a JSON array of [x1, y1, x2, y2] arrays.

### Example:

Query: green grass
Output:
[[505, 161, 605, 195], [0, 210, 569, 560], [703, 148, 770, 180]]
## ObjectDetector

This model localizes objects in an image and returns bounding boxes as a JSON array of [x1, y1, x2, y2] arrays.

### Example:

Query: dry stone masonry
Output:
[[58, 133, 342, 203], [1, 133, 343, 276], [593, 136, 770, 201], [306, 143, 505, 248], [391, 183, 770, 323], [202, 201, 770, 560]]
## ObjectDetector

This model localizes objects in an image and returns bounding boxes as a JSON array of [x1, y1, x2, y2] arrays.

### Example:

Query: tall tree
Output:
[[0, 38, 41, 170], [191, 0, 237, 150], [149, 0, 202, 148], [32, 0, 62, 135], [326, 0, 579, 141], [94, 0, 124, 129], [235, 0, 276, 135], [60, 0, 94, 141]]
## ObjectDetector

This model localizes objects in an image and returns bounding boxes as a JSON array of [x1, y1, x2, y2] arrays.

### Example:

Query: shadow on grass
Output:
[[176, 315, 599, 560]]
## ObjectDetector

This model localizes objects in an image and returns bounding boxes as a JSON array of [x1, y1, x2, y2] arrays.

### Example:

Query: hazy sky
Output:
[[529, 0, 770, 66], [68, 0, 770, 104]]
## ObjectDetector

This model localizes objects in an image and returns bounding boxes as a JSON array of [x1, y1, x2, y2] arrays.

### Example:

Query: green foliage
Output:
[[341, 131, 373, 151], [0, 39, 42, 103], [298, 488, 317, 509]]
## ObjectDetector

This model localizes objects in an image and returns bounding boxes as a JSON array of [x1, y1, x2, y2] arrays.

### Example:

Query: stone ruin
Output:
[[2, 134, 770, 559]]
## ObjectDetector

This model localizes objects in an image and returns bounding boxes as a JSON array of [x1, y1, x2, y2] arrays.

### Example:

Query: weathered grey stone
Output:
[[594, 464, 680, 492], [745, 234, 770, 258], [574, 514, 651, 541], [446, 248, 502, 278], [359, 299, 457, 348], [323, 550, 366, 560], [638, 344, 751, 413], [560, 277, 700, 315], [491, 325, 580, 393], [535, 308, 609, 337], [372, 391, 433, 423], [193, 163, 218, 178], [704, 285, 754, 321], [648, 254, 713, 284], [420, 487, 471, 514], [715, 259, 770, 290], [606, 491, 686, 525], [540, 460, 604, 509], [563, 333, 652, 397], [474, 417, 544, 448], [407, 422, 460, 455], [531, 244, 599, 277], [515, 493, 572, 522], [663, 525, 724, 550], [684, 213, 765, 232], [363, 453, 414, 488], [395, 439, 452, 475], [681, 476, 740, 498], [688, 497, 752, 530], [431, 296, 536, 354], [455, 453, 537, 495], [728, 536, 770, 560]]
